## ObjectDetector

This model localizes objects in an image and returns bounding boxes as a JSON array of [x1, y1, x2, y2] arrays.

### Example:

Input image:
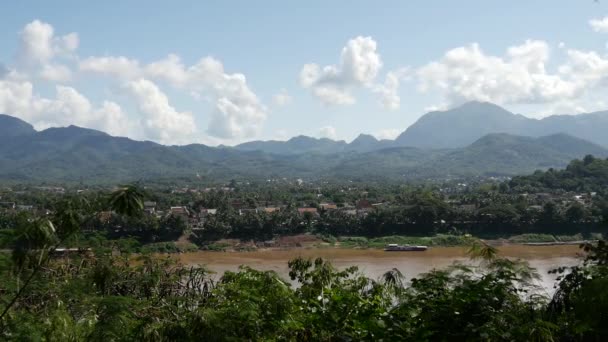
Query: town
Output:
[[2, 157, 606, 253]]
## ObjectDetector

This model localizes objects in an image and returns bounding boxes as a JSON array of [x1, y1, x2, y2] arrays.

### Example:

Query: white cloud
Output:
[[372, 68, 409, 110], [144, 53, 187, 86], [590, 16, 608, 33], [0, 79, 131, 136], [18, 20, 78, 65], [80, 56, 141, 79], [318, 125, 337, 139], [126, 78, 197, 145], [300, 36, 382, 105], [373, 128, 400, 140], [81, 53, 267, 140], [423, 103, 449, 112], [40, 64, 72, 82], [417, 40, 582, 105], [272, 89, 292, 106], [559, 49, 608, 88], [311, 86, 355, 105]]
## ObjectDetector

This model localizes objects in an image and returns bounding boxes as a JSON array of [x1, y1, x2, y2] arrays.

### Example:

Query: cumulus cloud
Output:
[[300, 36, 382, 105], [80, 56, 141, 79], [272, 89, 292, 106], [417, 40, 585, 105], [125, 78, 197, 145], [590, 16, 608, 33], [424, 103, 449, 112], [318, 125, 337, 139], [18, 20, 78, 64], [11, 19, 267, 144], [0, 79, 132, 136], [81, 53, 267, 140], [372, 68, 409, 110], [559, 49, 608, 88], [373, 128, 401, 140], [40, 64, 72, 82]]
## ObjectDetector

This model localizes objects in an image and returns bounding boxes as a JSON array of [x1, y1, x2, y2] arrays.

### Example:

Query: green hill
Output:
[[1, 114, 607, 184]]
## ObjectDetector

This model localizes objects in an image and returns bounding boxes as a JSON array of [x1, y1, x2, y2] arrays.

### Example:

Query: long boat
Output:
[[384, 244, 428, 252]]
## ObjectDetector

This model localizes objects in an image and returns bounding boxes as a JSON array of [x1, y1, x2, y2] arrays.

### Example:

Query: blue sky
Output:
[[1, 1, 608, 145]]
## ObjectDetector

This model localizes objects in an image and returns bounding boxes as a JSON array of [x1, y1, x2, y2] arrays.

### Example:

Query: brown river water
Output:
[[177, 245, 583, 293]]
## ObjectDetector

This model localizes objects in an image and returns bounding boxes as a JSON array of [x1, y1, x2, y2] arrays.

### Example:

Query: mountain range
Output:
[[235, 101, 608, 153], [1, 101, 608, 184]]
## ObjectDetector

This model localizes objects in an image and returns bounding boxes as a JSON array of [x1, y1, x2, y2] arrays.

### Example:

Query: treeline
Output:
[[1, 184, 608, 340], [509, 155, 608, 193], [1, 237, 608, 340], [191, 195, 608, 245]]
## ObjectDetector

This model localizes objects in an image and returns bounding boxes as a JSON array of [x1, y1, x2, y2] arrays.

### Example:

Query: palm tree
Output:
[[1, 184, 145, 324], [109, 184, 145, 217]]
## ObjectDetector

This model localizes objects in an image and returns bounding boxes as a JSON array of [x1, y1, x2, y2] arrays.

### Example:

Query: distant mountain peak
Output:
[[39, 125, 109, 138], [456, 100, 504, 109], [0, 114, 36, 137], [351, 133, 378, 144]]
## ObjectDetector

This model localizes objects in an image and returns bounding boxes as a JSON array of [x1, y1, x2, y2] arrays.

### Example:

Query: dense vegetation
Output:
[[1, 157, 608, 340], [2, 110, 607, 184], [0, 189, 607, 340], [2, 162, 608, 251], [509, 155, 608, 193]]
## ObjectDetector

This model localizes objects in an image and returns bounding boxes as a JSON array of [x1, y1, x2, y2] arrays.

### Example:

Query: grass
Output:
[[335, 234, 475, 249], [508, 233, 590, 243], [141, 241, 199, 253], [201, 242, 232, 251], [508, 234, 557, 243]]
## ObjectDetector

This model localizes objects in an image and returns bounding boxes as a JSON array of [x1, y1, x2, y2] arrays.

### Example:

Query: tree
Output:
[[565, 202, 589, 223], [109, 184, 145, 217]]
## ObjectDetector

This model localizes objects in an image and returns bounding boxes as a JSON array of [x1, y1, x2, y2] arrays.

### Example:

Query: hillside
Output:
[[0, 114, 36, 137], [235, 135, 348, 155], [509, 155, 608, 192], [232, 102, 608, 154], [1, 113, 606, 183], [395, 101, 608, 148]]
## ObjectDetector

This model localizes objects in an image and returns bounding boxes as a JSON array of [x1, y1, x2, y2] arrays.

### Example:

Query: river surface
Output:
[[178, 245, 583, 293]]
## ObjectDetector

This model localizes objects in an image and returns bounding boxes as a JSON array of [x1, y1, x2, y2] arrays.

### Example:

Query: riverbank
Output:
[[195, 232, 602, 252], [176, 245, 584, 292]]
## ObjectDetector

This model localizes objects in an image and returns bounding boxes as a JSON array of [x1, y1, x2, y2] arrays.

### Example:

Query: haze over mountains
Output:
[[1, 101, 608, 183], [235, 101, 608, 154]]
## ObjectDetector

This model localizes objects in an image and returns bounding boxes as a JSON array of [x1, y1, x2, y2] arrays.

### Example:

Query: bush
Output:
[[508, 234, 557, 243]]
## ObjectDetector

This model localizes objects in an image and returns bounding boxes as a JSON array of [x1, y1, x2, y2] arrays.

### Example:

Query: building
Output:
[[239, 208, 258, 215], [200, 208, 218, 216], [144, 201, 157, 214], [169, 206, 190, 221], [298, 207, 318, 216], [320, 203, 338, 211]]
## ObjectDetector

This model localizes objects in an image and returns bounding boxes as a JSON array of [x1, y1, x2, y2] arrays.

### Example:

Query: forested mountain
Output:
[[509, 155, 608, 192], [0, 114, 36, 137], [1, 114, 606, 183], [232, 102, 608, 154], [396, 101, 608, 148], [235, 135, 349, 155]]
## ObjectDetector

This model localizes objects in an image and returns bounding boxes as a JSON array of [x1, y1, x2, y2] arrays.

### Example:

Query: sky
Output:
[[1, 1, 608, 146]]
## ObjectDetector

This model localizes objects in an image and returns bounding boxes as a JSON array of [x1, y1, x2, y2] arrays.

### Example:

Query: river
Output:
[[178, 245, 583, 293]]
